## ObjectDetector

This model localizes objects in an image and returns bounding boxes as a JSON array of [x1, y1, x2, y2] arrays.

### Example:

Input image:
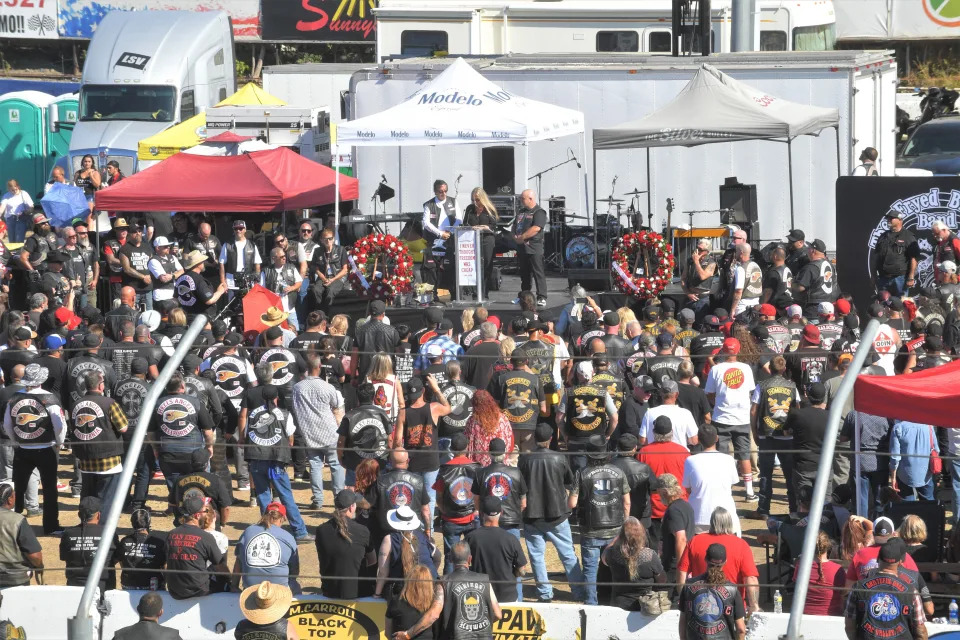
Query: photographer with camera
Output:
[[261, 247, 302, 331], [219, 220, 262, 302]]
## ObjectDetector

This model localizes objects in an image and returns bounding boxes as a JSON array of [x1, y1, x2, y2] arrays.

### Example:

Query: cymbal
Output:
[[564, 213, 588, 220], [597, 197, 624, 203], [623, 189, 647, 196]]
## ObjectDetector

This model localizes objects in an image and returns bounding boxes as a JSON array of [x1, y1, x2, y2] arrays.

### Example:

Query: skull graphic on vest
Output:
[[506, 388, 531, 410], [462, 591, 483, 621]]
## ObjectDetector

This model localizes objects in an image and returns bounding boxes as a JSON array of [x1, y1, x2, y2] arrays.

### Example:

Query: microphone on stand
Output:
[[568, 148, 582, 168]]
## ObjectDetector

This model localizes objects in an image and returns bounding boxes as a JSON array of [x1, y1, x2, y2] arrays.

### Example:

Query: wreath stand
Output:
[[347, 233, 415, 303], [609, 230, 675, 301]]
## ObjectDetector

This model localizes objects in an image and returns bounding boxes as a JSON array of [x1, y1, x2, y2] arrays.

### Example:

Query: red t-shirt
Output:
[[638, 441, 690, 519], [433, 456, 478, 525], [677, 533, 759, 601], [846, 544, 918, 583], [793, 560, 845, 616]]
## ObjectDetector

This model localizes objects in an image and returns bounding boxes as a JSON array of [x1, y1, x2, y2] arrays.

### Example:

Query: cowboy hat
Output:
[[239, 581, 293, 625], [260, 306, 289, 327], [181, 250, 209, 270], [387, 505, 421, 532]]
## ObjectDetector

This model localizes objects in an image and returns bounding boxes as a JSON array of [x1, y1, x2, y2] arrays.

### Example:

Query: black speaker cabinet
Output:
[[482, 146, 515, 195], [719, 178, 759, 238]]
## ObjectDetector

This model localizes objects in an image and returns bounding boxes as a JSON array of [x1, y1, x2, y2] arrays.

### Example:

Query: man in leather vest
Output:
[[610, 434, 655, 531], [258, 325, 306, 408], [147, 237, 183, 307], [515, 320, 557, 398], [185, 222, 222, 285], [679, 543, 747, 640], [422, 179, 461, 294], [219, 220, 262, 300], [206, 332, 256, 490], [40, 251, 75, 310], [762, 246, 793, 312], [794, 239, 838, 320], [714, 229, 747, 310], [261, 247, 302, 331], [730, 243, 763, 318], [689, 316, 725, 381], [472, 438, 526, 536], [374, 449, 430, 538], [569, 434, 630, 606], [784, 229, 810, 276], [176, 250, 227, 319], [437, 541, 502, 640], [562, 364, 618, 473], [71, 370, 129, 507], [66, 333, 117, 411], [2, 363, 66, 534], [337, 381, 392, 484], [592, 356, 628, 434], [438, 361, 475, 464], [239, 384, 312, 542], [682, 239, 718, 321], [0, 481, 42, 587], [310, 228, 348, 315], [18, 214, 54, 298], [933, 220, 960, 283], [872, 211, 920, 298], [846, 538, 927, 640], [750, 356, 798, 518], [433, 433, 480, 574], [816, 302, 844, 349], [757, 305, 790, 354], [518, 422, 587, 603], [115, 358, 154, 513]]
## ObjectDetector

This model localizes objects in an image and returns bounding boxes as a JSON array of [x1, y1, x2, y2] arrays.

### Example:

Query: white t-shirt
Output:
[[640, 404, 698, 448], [147, 255, 184, 301], [683, 451, 741, 532], [706, 361, 756, 425], [219, 239, 263, 289], [733, 265, 759, 314], [0, 190, 33, 220]]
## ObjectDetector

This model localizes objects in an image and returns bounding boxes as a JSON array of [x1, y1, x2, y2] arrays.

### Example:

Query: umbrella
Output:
[[40, 183, 89, 228]]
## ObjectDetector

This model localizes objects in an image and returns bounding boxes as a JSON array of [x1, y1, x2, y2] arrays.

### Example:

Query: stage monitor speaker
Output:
[[483, 146, 515, 195], [719, 178, 759, 238]]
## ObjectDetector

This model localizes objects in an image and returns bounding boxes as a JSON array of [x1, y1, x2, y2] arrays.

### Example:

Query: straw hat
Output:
[[239, 581, 293, 625], [181, 250, 209, 270], [260, 306, 289, 327]]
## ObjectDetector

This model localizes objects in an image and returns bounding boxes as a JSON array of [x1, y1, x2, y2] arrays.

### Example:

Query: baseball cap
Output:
[[83, 333, 102, 348], [706, 543, 727, 566], [46, 250, 66, 263], [885, 210, 902, 220], [660, 379, 679, 394], [926, 335, 944, 351], [835, 299, 851, 315], [653, 415, 673, 435], [32, 213, 50, 225], [868, 302, 886, 319], [438, 318, 455, 332], [811, 239, 827, 253], [334, 489, 362, 510], [13, 327, 33, 341], [488, 315, 501, 330], [704, 315, 721, 328], [480, 495, 503, 516], [232, 219, 247, 229], [802, 324, 821, 343], [405, 377, 424, 398], [656, 333, 674, 349], [874, 516, 896, 540], [618, 433, 639, 451], [264, 326, 283, 340], [180, 495, 206, 518], [678, 308, 695, 323], [807, 382, 827, 403], [787, 229, 805, 242], [54, 307, 82, 330], [489, 438, 506, 454], [943, 260, 958, 274], [878, 537, 907, 564], [714, 308, 729, 321], [644, 307, 660, 322], [534, 423, 554, 443], [425, 307, 444, 324], [633, 374, 656, 393], [603, 311, 620, 327], [786, 304, 803, 319], [758, 304, 776, 317], [78, 496, 101, 520], [425, 343, 444, 358], [721, 337, 740, 354], [818, 301, 834, 316], [131, 357, 149, 375], [153, 236, 173, 248], [661, 298, 676, 312], [370, 299, 387, 316], [265, 501, 287, 518], [887, 297, 905, 312], [43, 334, 66, 350], [224, 332, 243, 346]]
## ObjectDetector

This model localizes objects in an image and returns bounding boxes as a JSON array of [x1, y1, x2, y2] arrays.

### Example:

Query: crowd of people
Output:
[[0, 195, 954, 640]]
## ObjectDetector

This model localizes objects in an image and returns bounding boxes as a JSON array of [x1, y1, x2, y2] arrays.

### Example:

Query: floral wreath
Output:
[[609, 230, 675, 299], [347, 233, 414, 300]]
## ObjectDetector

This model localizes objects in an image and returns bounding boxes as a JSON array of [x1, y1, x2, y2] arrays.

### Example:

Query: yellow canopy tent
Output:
[[137, 83, 287, 162]]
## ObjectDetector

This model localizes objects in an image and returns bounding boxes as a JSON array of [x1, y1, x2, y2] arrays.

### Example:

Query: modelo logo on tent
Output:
[[416, 89, 515, 107], [866, 188, 959, 289]]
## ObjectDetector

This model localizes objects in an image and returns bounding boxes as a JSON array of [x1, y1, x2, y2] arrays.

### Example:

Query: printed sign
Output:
[[835, 176, 960, 308], [262, 0, 377, 42], [115, 52, 150, 70], [57, 1, 260, 40], [8, 109, 19, 124], [457, 227, 478, 287], [0, 0, 58, 40]]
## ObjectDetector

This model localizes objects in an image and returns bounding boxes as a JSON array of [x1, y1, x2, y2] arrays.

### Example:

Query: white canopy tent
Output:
[[331, 57, 587, 228], [593, 63, 841, 232]]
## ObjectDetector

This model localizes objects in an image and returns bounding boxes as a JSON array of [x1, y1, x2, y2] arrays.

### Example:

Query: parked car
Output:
[[897, 114, 960, 175]]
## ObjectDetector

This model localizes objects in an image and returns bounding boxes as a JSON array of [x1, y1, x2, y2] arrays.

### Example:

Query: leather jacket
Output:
[[610, 455, 654, 520], [518, 445, 574, 520]]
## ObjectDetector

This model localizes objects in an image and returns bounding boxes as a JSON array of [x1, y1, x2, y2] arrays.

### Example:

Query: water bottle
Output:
[[949, 599, 958, 624], [774, 590, 783, 614]]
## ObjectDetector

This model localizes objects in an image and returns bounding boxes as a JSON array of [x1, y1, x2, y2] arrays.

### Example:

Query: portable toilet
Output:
[[47, 93, 78, 178], [0, 90, 53, 199]]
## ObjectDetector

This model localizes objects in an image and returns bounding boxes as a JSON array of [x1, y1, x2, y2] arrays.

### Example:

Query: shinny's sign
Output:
[[262, 0, 377, 42]]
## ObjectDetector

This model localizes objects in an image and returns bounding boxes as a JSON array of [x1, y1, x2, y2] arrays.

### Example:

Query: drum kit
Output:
[[552, 187, 648, 270]]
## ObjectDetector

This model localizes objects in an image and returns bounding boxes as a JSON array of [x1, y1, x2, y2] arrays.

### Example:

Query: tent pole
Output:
[[592, 148, 598, 268], [854, 412, 862, 516], [835, 125, 842, 177], [333, 144, 341, 239], [786, 320, 881, 640], [580, 133, 590, 238], [646, 148, 652, 232], [787, 138, 795, 230]]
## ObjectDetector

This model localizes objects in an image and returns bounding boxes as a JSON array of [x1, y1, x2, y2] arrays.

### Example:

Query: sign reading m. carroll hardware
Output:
[[262, 0, 377, 42]]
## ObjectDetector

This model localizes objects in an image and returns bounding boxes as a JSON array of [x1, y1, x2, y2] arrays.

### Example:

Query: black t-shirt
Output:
[[59, 523, 119, 589], [466, 525, 527, 603], [661, 498, 695, 571], [146, 211, 174, 238], [116, 531, 167, 589], [174, 471, 232, 515], [315, 518, 371, 599], [36, 354, 67, 397], [513, 206, 548, 254], [462, 340, 501, 391], [789, 406, 830, 479], [605, 545, 664, 607], [119, 242, 154, 292], [289, 331, 325, 354], [677, 383, 711, 424], [623, 396, 648, 437], [387, 597, 435, 640], [165, 523, 224, 599], [176, 272, 216, 314], [320, 356, 346, 389]]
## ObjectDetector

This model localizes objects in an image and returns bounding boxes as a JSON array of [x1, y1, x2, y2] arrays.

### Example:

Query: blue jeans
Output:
[[81, 472, 123, 518], [876, 275, 907, 297], [580, 536, 614, 605], [858, 468, 888, 519], [438, 438, 453, 465], [420, 469, 439, 528], [442, 519, 478, 574], [5, 215, 26, 243], [757, 437, 794, 514], [504, 526, 524, 602], [345, 467, 356, 487], [684, 295, 712, 324], [247, 459, 308, 537], [899, 477, 935, 502], [523, 518, 586, 601], [307, 447, 345, 508]]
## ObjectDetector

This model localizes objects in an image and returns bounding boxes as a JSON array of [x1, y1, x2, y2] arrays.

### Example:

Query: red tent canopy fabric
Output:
[[95, 147, 359, 212], [854, 359, 960, 427], [204, 131, 254, 143]]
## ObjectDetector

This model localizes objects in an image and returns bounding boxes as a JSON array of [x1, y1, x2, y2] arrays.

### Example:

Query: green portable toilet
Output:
[[0, 90, 53, 199], [46, 93, 78, 178]]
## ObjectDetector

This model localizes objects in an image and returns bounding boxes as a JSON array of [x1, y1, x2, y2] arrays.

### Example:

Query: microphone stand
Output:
[[528, 156, 579, 204]]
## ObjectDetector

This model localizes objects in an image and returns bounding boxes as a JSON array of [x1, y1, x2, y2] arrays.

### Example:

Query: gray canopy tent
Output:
[[592, 63, 841, 243]]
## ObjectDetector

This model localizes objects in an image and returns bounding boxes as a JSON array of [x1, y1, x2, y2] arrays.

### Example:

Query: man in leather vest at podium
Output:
[[422, 179, 461, 296]]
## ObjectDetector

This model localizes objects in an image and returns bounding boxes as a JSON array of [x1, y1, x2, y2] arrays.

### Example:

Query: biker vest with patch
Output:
[[243, 406, 291, 463], [805, 258, 836, 304], [341, 405, 391, 469], [852, 572, 917, 640], [768, 265, 794, 308], [566, 384, 608, 443], [579, 463, 627, 533], [439, 381, 475, 438], [743, 261, 763, 299], [152, 254, 179, 296], [262, 263, 298, 309], [114, 377, 148, 421], [210, 353, 249, 407], [154, 393, 203, 455], [223, 241, 256, 275], [8, 391, 57, 446], [313, 245, 345, 279], [474, 463, 525, 527], [71, 394, 124, 461], [685, 254, 717, 295], [755, 375, 797, 438], [258, 347, 299, 396], [764, 321, 791, 354], [423, 197, 458, 243], [438, 460, 480, 520], [682, 580, 741, 640], [441, 569, 494, 640], [67, 356, 112, 408], [591, 372, 626, 412]]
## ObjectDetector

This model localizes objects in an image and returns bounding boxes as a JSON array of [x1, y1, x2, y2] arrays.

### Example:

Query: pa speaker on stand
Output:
[[719, 177, 759, 241]]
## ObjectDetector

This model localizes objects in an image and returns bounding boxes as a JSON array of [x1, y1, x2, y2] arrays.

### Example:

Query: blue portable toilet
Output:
[[47, 93, 78, 178], [0, 90, 53, 199]]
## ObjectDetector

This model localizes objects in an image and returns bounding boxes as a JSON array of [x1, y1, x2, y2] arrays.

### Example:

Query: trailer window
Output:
[[680, 30, 715, 54], [180, 90, 196, 121], [792, 23, 836, 51], [80, 85, 176, 123], [648, 32, 672, 53], [214, 49, 225, 66], [400, 31, 449, 57], [760, 30, 787, 51], [597, 31, 639, 52]]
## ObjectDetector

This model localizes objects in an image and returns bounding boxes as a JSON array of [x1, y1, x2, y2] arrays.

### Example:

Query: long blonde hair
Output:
[[617, 307, 637, 339], [461, 309, 475, 334], [470, 187, 498, 220], [368, 353, 395, 380]]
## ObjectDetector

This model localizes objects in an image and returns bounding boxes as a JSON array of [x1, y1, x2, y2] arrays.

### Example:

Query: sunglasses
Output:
[[300, 228, 312, 233]]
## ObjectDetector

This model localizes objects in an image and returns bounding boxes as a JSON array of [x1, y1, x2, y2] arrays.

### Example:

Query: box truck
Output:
[[343, 51, 896, 249], [66, 10, 236, 177]]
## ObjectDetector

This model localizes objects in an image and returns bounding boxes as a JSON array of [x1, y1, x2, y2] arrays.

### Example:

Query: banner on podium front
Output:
[[457, 228, 478, 287]]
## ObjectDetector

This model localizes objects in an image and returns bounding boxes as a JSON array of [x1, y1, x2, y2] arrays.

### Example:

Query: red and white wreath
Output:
[[610, 230, 675, 299], [347, 233, 415, 300]]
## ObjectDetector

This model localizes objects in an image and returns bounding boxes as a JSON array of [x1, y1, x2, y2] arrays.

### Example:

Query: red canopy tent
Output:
[[204, 131, 254, 143], [854, 360, 960, 427], [94, 147, 359, 212]]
